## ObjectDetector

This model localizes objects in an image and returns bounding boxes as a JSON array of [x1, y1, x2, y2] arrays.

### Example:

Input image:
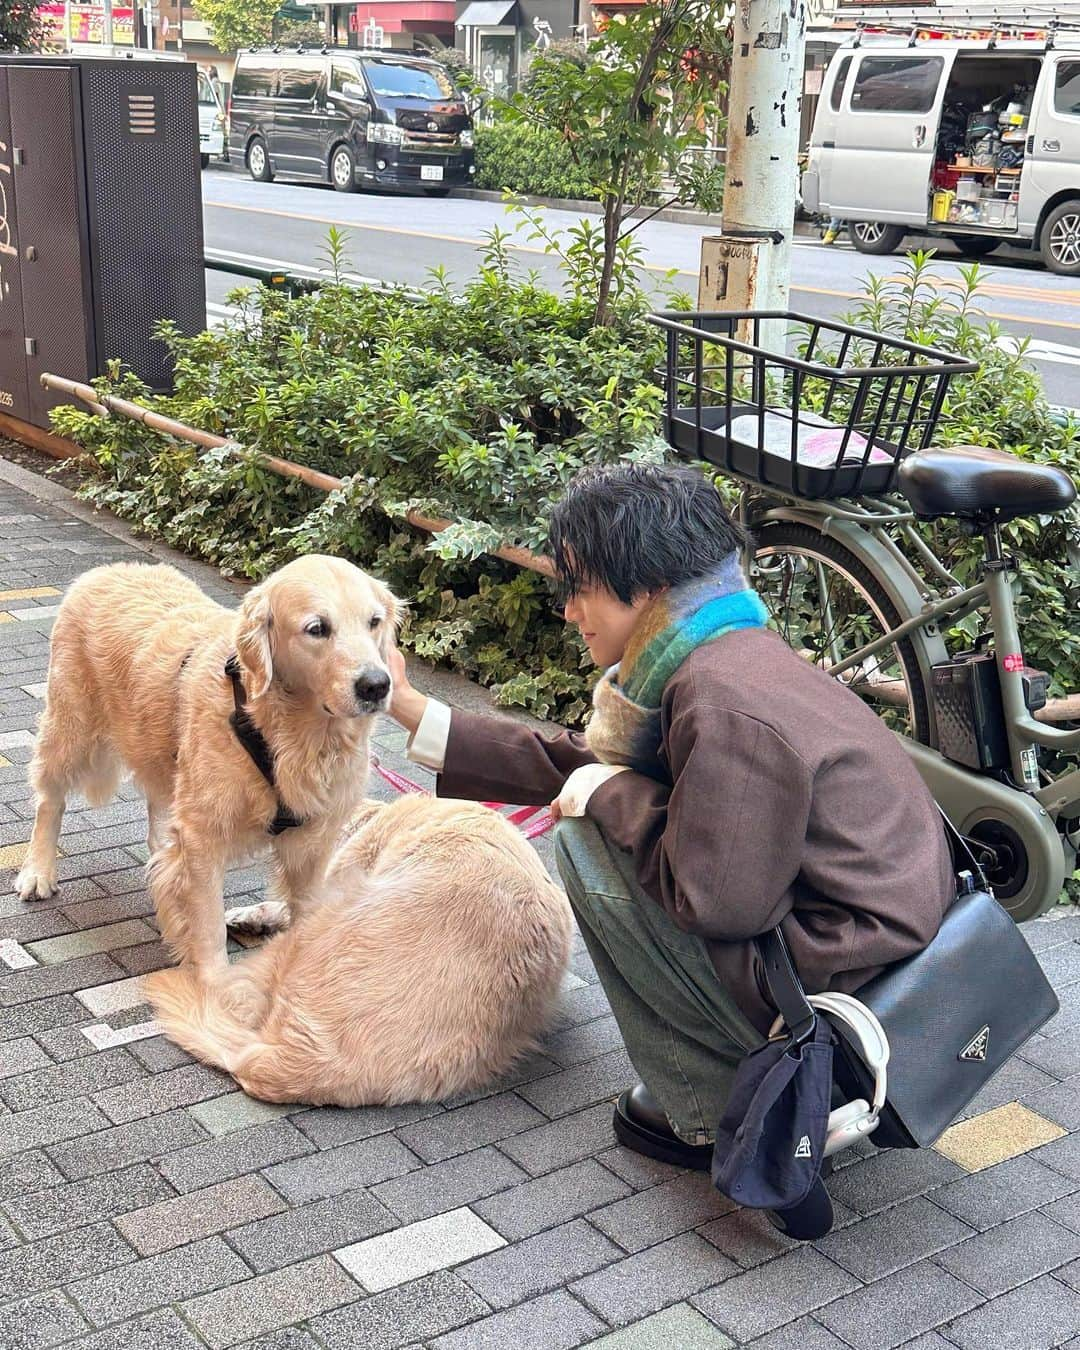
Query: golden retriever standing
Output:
[[16, 556, 397, 981], [144, 796, 573, 1105]]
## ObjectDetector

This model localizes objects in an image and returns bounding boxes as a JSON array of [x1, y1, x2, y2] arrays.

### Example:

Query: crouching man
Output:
[[387, 464, 953, 1236]]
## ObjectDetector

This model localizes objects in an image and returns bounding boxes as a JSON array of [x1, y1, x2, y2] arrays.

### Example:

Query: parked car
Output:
[[198, 69, 226, 168], [802, 36, 1080, 274], [227, 47, 476, 196]]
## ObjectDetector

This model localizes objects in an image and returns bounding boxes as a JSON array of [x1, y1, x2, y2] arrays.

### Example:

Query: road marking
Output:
[[204, 201, 1080, 332], [999, 334, 1080, 366], [205, 197, 564, 261]]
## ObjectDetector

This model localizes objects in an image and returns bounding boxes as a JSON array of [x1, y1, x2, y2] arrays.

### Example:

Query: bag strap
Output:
[[758, 804, 982, 1044], [935, 805, 987, 890], [757, 927, 817, 1043]]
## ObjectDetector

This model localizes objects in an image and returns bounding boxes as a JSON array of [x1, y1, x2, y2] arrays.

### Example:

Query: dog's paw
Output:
[[15, 862, 58, 901], [224, 900, 291, 938]]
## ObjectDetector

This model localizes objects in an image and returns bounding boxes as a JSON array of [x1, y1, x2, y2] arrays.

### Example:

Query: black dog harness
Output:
[[224, 654, 305, 836]]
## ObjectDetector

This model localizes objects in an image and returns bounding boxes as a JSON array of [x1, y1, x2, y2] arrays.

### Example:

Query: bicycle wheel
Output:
[[752, 521, 933, 744]]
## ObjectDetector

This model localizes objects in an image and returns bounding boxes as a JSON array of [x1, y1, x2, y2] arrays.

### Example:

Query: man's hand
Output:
[[552, 764, 630, 819], [387, 639, 428, 735]]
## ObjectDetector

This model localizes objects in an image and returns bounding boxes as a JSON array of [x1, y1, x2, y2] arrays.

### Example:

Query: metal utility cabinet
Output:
[[0, 54, 206, 430]]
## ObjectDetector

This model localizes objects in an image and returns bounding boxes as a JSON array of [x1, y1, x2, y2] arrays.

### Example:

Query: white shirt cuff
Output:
[[406, 698, 452, 772], [557, 763, 630, 817]]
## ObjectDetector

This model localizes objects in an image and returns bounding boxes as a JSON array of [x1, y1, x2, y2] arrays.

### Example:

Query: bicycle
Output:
[[647, 308, 1079, 922]]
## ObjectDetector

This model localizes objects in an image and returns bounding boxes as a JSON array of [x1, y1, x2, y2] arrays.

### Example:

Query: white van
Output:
[[802, 37, 1080, 274], [197, 69, 226, 169]]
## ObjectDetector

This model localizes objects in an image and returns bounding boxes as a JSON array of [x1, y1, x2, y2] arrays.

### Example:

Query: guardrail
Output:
[[205, 252, 319, 300], [204, 250, 421, 301]]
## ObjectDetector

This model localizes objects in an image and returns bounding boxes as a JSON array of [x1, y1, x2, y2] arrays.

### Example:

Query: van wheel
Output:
[[1041, 200, 1080, 275], [945, 235, 999, 258], [850, 222, 905, 256], [247, 137, 273, 183], [200, 153, 210, 170], [331, 145, 357, 193]]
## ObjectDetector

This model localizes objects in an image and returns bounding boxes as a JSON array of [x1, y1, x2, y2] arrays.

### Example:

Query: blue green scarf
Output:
[[585, 554, 767, 778]]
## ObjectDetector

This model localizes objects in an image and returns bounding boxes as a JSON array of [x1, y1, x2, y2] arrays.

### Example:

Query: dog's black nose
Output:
[[354, 669, 391, 705]]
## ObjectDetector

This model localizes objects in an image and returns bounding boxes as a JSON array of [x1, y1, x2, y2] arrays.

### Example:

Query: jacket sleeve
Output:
[[585, 692, 814, 941], [437, 706, 598, 805]]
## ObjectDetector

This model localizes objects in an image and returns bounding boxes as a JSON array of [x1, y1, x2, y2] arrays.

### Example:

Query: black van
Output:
[[227, 48, 475, 195]]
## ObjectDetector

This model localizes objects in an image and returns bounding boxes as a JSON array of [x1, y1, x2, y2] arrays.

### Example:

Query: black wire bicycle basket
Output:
[[647, 310, 977, 500]]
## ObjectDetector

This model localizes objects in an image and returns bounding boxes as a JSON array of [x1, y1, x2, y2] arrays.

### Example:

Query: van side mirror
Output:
[[341, 81, 368, 102]]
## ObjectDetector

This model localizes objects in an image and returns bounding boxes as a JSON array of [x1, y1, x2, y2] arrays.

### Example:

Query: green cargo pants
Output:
[[554, 816, 766, 1146]]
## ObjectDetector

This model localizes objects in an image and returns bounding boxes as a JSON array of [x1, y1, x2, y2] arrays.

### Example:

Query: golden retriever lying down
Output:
[[144, 795, 574, 1106], [17, 556, 396, 981]]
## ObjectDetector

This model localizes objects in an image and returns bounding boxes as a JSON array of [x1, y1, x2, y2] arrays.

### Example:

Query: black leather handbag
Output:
[[758, 815, 1060, 1150]]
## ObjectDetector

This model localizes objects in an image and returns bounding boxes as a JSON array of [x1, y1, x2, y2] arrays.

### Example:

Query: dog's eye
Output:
[[305, 618, 331, 639], [368, 615, 382, 631]]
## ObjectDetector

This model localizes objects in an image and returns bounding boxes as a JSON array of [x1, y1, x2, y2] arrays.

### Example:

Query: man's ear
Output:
[[375, 581, 404, 661], [236, 583, 274, 699]]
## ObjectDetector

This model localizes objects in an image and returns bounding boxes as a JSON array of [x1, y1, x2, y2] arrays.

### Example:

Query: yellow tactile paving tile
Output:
[[0, 841, 29, 870], [0, 613, 16, 624], [0, 586, 60, 602], [934, 1101, 1066, 1173], [0, 755, 10, 768], [0, 842, 62, 870]]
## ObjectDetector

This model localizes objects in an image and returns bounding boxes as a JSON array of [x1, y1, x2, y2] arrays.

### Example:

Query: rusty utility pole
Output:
[[698, 0, 807, 348]]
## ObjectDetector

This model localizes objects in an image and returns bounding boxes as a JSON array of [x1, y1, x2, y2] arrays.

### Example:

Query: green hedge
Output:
[[52, 235, 665, 725], [50, 244, 1080, 735], [474, 120, 595, 202]]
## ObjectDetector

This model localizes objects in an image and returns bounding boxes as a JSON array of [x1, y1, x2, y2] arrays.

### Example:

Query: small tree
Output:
[[195, 0, 279, 51], [0, 0, 44, 51], [273, 17, 327, 46], [507, 1, 728, 326]]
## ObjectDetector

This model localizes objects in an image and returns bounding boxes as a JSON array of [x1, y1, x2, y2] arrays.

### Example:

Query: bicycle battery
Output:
[[931, 652, 1011, 771]]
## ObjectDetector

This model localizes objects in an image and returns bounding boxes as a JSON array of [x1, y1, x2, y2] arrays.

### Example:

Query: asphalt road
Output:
[[201, 164, 1080, 407]]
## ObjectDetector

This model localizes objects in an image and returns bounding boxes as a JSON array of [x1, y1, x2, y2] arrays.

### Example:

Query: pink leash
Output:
[[371, 757, 555, 839]]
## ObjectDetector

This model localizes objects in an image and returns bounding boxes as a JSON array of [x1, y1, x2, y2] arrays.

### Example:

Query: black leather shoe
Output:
[[613, 1084, 714, 1171]]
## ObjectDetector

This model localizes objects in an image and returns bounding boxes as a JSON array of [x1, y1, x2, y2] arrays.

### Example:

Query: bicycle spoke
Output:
[[754, 537, 915, 738]]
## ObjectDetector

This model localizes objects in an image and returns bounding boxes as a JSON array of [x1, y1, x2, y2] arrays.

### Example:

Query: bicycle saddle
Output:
[[899, 446, 1076, 523]]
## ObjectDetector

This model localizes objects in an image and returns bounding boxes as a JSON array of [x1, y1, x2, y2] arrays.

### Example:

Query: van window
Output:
[[330, 61, 364, 95], [1055, 61, 1080, 117], [830, 55, 852, 111], [851, 56, 943, 113], [359, 60, 454, 101], [277, 60, 321, 102], [233, 59, 278, 99], [197, 73, 218, 107]]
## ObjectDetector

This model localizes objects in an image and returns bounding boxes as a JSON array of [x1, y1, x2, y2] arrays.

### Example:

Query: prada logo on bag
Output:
[[794, 1135, 812, 1159], [959, 1025, 990, 1062]]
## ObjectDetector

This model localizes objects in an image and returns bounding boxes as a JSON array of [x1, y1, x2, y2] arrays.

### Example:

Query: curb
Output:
[[452, 187, 726, 228], [454, 187, 822, 236]]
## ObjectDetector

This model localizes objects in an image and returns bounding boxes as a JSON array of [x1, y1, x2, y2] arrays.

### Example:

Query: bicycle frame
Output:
[[750, 491, 1080, 823]]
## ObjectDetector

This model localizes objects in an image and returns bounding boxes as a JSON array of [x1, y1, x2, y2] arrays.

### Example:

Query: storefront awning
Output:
[[339, 1, 455, 29], [457, 0, 516, 26]]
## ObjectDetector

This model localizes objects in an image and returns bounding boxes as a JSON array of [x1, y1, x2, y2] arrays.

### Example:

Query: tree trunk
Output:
[[595, 195, 621, 327]]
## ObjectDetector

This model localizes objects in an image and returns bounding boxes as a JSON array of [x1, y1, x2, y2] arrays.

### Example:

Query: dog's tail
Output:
[[142, 967, 264, 1077]]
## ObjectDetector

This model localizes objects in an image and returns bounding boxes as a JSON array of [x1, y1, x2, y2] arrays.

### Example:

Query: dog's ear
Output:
[[236, 583, 274, 699], [375, 581, 404, 662]]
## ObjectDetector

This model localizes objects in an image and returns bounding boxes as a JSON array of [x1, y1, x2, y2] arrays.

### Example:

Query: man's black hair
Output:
[[548, 463, 747, 604]]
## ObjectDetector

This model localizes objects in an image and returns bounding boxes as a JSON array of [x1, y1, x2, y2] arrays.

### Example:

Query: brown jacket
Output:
[[438, 627, 954, 1035]]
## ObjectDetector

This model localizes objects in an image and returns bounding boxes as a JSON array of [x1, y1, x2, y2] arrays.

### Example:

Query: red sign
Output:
[[39, 3, 136, 47]]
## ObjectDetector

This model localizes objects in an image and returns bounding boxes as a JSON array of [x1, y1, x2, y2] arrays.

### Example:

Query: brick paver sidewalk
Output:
[[4, 455, 1080, 1349]]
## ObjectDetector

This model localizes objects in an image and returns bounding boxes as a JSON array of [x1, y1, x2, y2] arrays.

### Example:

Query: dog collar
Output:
[[224, 654, 305, 835]]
